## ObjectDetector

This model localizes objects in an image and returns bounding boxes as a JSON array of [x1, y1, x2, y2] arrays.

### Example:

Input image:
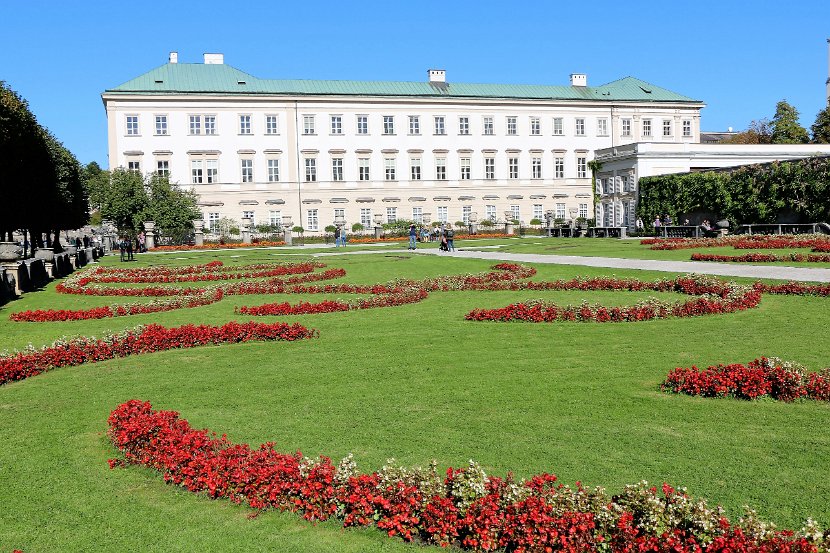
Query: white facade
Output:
[[593, 142, 830, 228], [103, 54, 704, 235]]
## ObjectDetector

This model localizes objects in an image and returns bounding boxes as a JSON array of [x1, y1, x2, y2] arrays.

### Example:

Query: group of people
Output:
[[118, 233, 146, 261], [652, 214, 674, 234], [408, 224, 455, 251]]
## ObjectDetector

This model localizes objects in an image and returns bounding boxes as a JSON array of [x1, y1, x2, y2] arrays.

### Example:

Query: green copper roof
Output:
[[105, 63, 702, 103]]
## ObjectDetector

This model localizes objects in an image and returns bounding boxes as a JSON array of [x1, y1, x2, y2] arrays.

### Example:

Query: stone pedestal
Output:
[[24, 259, 49, 289], [241, 230, 252, 244], [145, 231, 155, 250], [0, 267, 15, 305], [283, 229, 293, 246], [194, 231, 204, 246], [505, 223, 515, 235], [374, 226, 383, 239], [1, 261, 28, 295], [54, 253, 73, 277], [469, 223, 478, 235], [35, 249, 56, 278]]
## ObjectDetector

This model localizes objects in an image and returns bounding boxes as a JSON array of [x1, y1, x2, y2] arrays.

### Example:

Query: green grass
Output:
[[1, 248, 829, 552]]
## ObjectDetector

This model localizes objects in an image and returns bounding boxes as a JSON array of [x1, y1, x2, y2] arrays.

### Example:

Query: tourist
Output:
[[341, 227, 347, 246], [138, 232, 146, 252], [445, 226, 455, 252], [334, 226, 341, 247], [119, 238, 127, 262], [653, 217, 661, 235], [127, 238, 134, 261], [635, 218, 644, 232], [408, 224, 417, 250], [82, 235, 90, 248]]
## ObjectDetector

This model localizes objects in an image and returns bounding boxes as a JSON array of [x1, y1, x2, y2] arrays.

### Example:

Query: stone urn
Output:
[[0, 242, 23, 262], [34, 248, 55, 262]]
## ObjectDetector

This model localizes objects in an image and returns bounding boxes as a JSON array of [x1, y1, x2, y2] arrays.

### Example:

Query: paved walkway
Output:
[[411, 249, 830, 282]]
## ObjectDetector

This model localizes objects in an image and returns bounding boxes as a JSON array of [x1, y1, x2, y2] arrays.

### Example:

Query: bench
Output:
[[660, 226, 702, 239], [545, 226, 584, 238], [736, 223, 827, 235]]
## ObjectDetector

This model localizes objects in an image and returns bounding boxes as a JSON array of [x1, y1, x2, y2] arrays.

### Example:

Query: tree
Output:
[[97, 169, 149, 237], [770, 100, 809, 144], [723, 119, 773, 144], [810, 105, 830, 143], [141, 174, 200, 240]]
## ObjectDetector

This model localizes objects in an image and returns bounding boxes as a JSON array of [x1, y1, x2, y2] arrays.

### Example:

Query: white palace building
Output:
[[103, 52, 705, 234]]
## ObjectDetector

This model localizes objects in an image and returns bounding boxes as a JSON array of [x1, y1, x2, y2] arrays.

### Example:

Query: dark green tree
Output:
[[141, 173, 201, 240], [770, 100, 809, 144], [98, 168, 149, 238], [810, 105, 830, 143]]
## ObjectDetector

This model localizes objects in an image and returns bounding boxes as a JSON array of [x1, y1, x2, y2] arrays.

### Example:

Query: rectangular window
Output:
[[358, 158, 370, 181], [643, 119, 652, 137], [577, 156, 587, 178], [386, 207, 397, 223], [683, 119, 692, 137], [241, 159, 253, 182], [331, 115, 342, 135], [412, 206, 423, 223], [579, 203, 589, 219], [127, 160, 141, 172], [554, 157, 565, 179], [266, 115, 279, 135], [530, 116, 541, 135], [459, 116, 470, 135], [410, 158, 421, 180], [663, 119, 672, 137], [383, 115, 394, 135], [434, 116, 445, 135], [575, 118, 585, 136], [531, 156, 542, 179], [303, 115, 315, 135], [204, 116, 216, 135], [484, 157, 495, 179], [533, 204, 543, 221], [242, 210, 255, 224], [409, 115, 420, 135], [206, 159, 218, 183], [556, 203, 566, 219], [334, 208, 345, 221], [360, 208, 372, 227], [331, 158, 343, 181], [510, 205, 520, 221], [483, 116, 494, 135], [622, 119, 631, 137], [437, 206, 448, 223], [239, 115, 251, 135], [486, 204, 496, 221], [191, 160, 203, 183], [306, 209, 319, 231], [508, 157, 519, 179], [462, 205, 472, 224], [507, 116, 517, 135], [154, 115, 167, 136], [357, 115, 369, 134], [553, 117, 564, 135], [385, 158, 396, 180], [305, 158, 317, 182], [269, 210, 282, 227], [597, 118, 608, 136], [126, 115, 139, 135], [267, 159, 280, 182], [189, 115, 201, 135], [156, 160, 169, 177], [460, 157, 471, 180], [435, 157, 447, 180], [208, 212, 220, 233]]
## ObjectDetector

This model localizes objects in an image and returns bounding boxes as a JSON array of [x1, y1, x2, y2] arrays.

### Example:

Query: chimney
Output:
[[428, 69, 446, 83], [204, 53, 224, 65], [169, 51, 178, 64], [570, 73, 587, 87]]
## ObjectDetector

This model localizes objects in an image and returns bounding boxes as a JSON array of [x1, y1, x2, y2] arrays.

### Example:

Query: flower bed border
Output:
[[0, 321, 317, 386], [107, 399, 828, 552]]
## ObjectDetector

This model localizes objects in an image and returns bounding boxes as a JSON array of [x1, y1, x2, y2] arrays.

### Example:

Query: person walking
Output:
[[334, 226, 341, 247], [445, 226, 455, 252], [408, 224, 417, 250], [653, 217, 661, 236]]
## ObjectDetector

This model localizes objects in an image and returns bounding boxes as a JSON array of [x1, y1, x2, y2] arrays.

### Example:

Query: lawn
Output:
[[1, 247, 829, 552]]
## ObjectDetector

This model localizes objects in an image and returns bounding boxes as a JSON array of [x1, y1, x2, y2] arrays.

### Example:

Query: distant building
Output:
[[102, 52, 703, 234], [699, 130, 737, 144], [593, 142, 830, 228]]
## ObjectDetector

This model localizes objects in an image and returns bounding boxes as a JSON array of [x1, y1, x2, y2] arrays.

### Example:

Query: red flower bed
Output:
[[0, 321, 316, 386], [691, 253, 830, 263], [465, 275, 761, 323], [107, 399, 828, 552], [662, 357, 830, 402], [642, 234, 830, 252], [754, 281, 830, 297]]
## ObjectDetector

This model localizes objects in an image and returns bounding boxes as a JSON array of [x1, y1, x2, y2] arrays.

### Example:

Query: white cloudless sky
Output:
[[2, 0, 829, 166]]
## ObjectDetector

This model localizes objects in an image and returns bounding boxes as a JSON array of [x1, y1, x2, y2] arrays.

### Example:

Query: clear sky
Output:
[[2, 0, 829, 167]]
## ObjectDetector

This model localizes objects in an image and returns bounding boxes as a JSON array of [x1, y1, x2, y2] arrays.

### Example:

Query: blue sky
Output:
[[2, 0, 829, 167]]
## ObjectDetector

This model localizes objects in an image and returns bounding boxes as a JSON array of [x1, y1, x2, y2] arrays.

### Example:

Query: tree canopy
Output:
[[770, 100, 809, 144], [810, 105, 830, 144]]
